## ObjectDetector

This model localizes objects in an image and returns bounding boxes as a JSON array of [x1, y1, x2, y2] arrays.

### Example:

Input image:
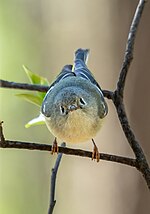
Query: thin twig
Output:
[[0, 79, 49, 92], [113, 0, 150, 189], [0, 121, 5, 143], [117, 0, 146, 97], [0, 79, 112, 99], [113, 96, 150, 189], [0, 139, 137, 168], [48, 142, 66, 214]]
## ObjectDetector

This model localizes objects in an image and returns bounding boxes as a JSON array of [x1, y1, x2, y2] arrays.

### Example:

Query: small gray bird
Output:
[[41, 49, 108, 161]]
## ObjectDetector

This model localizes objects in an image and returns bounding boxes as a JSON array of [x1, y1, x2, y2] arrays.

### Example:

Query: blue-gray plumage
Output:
[[41, 49, 108, 160]]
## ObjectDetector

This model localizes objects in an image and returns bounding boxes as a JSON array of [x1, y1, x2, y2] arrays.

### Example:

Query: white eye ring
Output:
[[79, 97, 86, 106], [60, 105, 66, 115]]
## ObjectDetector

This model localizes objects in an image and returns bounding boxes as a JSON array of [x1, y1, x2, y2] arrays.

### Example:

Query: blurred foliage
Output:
[[16, 66, 48, 127], [17, 66, 49, 107]]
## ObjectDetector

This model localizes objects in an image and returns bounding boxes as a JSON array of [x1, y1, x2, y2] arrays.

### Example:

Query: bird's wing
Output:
[[48, 64, 74, 92]]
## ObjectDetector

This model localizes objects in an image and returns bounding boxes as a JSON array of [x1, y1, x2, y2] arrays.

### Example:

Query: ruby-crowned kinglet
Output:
[[41, 49, 108, 161]]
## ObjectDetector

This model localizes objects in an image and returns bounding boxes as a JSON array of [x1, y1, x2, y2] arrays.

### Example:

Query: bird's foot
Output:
[[91, 139, 100, 162], [51, 138, 59, 154]]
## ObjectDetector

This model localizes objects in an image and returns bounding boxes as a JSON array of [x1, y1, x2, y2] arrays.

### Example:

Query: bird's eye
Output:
[[79, 97, 86, 105], [60, 105, 66, 115]]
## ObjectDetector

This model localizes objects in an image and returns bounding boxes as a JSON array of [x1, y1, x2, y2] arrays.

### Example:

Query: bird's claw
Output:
[[92, 139, 100, 162], [51, 138, 59, 154]]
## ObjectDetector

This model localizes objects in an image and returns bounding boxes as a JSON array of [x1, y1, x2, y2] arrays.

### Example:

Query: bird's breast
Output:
[[46, 109, 103, 143]]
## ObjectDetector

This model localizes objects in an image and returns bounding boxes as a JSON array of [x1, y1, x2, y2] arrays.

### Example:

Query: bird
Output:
[[41, 48, 108, 162]]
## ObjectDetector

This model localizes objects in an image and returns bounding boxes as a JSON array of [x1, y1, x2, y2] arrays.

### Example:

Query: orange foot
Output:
[[91, 139, 100, 162], [51, 138, 59, 154]]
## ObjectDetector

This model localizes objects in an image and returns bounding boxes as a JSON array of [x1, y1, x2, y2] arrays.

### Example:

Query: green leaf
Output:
[[37, 92, 47, 100], [16, 93, 43, 106], [23, 65, 49, 85], [23, 65, 49, 100], [25, 114, 45, 128]]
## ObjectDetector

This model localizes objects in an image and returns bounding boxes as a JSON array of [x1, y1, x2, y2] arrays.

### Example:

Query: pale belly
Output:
[[45, 109, 103, 143]]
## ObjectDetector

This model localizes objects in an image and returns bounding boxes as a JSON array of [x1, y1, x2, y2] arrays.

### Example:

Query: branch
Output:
[[0, 140, 137, 167], [117, 0, 146, 97], [48, 142, 66, 214], [0, 123, 137, 168], [113, 0, 150, 189], [0, 121, 5, 143], [113, 96, 150, 189], [0, 79, 49, 92], [0, 79, 113, 99]]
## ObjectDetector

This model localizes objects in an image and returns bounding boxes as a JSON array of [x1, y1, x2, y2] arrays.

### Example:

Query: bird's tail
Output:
[[73, 48, 100, 87], [73, 48, 94, 77], [74, 48, 89, 64], [73, 48, 108, 117]]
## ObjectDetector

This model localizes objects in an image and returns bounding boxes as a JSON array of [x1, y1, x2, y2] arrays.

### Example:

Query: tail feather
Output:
[[74, 48, 89, 64], [73, 48, 102, 91], [74, 48, 108, 117]]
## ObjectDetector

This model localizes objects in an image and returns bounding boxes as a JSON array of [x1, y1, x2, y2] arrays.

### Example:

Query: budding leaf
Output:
[[25, 114, 45, 128]]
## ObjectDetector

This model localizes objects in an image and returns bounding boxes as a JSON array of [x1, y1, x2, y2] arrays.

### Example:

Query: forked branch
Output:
[[0, 1, 149, 214]]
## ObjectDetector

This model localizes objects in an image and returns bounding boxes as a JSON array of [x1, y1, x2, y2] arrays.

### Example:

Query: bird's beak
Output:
[[68, 104, 78, 112]]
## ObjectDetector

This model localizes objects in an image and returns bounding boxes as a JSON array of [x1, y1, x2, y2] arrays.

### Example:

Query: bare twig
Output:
[[0, 138, 137, 168], [0, 79, 49, 92], [113, 96, 150, 188], [0, 121, 5, 144], [112, 0, 150, 189], [48, 142, 66, 214], [0, 79, 112, 99], [117, 0, 146, 97]]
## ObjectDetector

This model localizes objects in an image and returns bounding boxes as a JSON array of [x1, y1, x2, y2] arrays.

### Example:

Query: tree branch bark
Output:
[[48, 143, 66, 214], [113, 0, 150, 189], [0, 79, 113, 99], [0, 127, 137, 168], [116, 0, 146, 97], [0, 79, 49, 92]]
